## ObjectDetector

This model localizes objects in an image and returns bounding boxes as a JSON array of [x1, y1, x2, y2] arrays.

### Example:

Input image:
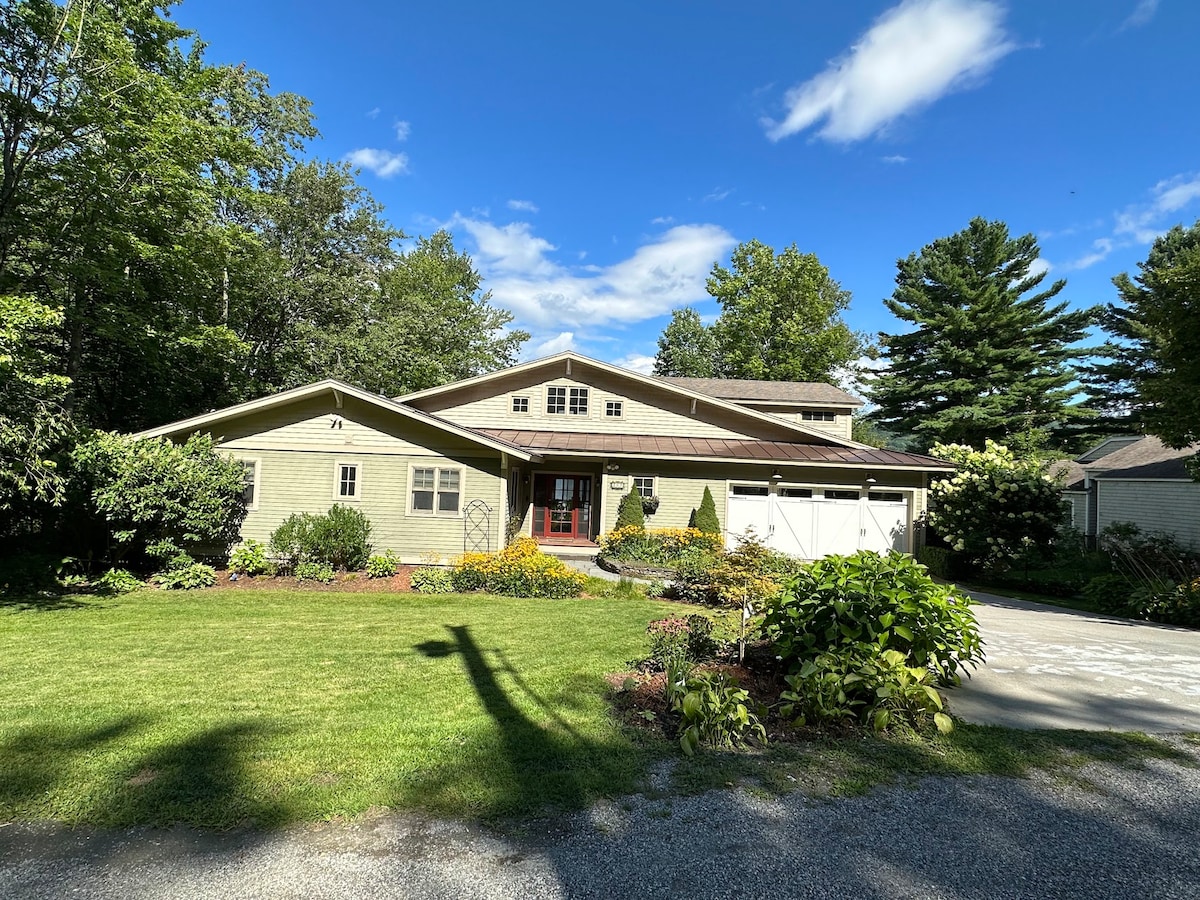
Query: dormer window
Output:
[[569, 387, 589, 415], [547, 386, 566, 414], [801, 410, 837, 422], [511, 396, 530, 414]]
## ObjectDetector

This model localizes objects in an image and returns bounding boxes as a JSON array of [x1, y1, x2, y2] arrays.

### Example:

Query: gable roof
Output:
[[1076, 435, 1143, 463], [396, 351, 872, 450], [654, 377, 862, 407], [1087, 436, 1199, 481], [131, 379, 539, 461]]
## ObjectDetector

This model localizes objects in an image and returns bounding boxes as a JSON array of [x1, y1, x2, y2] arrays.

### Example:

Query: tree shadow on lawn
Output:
[[0, 716, 293, 830], [0, 590, 99, 612], [411, 625, 655, 821]]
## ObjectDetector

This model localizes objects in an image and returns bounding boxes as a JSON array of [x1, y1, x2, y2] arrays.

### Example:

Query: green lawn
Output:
[[0, 589, 679, 828], [2, 587, 1186, 831]]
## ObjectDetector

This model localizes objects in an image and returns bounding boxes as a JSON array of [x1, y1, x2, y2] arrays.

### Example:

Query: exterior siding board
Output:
[[1096, 480, 1200, 549]]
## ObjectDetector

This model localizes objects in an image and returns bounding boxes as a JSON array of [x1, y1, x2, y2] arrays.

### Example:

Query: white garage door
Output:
[[726, 485, 911, 558]]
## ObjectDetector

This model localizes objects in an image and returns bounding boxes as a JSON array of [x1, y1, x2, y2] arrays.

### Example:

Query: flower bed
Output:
[[597, 525, 723, 568]]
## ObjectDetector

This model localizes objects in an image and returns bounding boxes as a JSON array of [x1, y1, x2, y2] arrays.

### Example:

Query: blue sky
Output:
[[176, 0, 1198, 376]]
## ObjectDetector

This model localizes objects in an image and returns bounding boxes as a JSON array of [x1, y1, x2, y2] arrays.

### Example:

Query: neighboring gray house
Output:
[[1057, 436, 1200, 548]]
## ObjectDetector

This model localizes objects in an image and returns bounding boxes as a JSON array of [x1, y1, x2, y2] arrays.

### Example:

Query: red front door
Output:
[[533, 474, 593, 541]]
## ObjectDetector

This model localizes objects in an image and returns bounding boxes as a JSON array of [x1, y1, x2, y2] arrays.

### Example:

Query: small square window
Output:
[[511, 396, 530, 414], [632, 475, 655, 498], [605, 400, 623, 417], [338, 464, 358, 498], [569, 387, 589, 415], [547, 386, 566, 414]]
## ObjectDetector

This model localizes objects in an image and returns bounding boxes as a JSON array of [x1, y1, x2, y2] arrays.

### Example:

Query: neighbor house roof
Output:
[[131, 379, 540, 462], [654, 377, 863, 407], [1088, 436, 1199, 481], [1049, 458, 1088, 491], [477, 429, 951, 471]]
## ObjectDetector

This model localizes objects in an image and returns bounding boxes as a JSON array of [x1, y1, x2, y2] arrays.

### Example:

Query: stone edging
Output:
[[595, 556, 678, 580]]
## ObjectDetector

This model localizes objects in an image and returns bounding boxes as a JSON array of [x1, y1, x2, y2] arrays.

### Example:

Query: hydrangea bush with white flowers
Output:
[[928, 440, 1066, 572]]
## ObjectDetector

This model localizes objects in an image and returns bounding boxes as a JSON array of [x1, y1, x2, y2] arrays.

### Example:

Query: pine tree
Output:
[[869, 218, 1093, 450], [693, 486, 720, 535], [615, 486, 646, 530]]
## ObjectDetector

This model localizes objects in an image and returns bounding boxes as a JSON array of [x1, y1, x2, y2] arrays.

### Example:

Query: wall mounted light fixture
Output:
[[771, 468, 783, 481]]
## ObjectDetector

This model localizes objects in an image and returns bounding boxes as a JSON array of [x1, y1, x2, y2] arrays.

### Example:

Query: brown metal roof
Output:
[[655, 376, 862, 406], [478, 429, 951, 469]]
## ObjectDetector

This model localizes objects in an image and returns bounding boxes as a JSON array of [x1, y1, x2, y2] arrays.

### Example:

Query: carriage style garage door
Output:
[[725, 484, 911, 558]]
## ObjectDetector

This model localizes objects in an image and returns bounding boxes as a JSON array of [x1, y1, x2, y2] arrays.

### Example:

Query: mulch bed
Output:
[[209, 566, 416, 592]]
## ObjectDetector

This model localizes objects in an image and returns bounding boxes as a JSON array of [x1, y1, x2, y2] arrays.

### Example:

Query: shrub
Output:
[[152, 555, 217, 590], [598, 525, 723, 565], [615, 487, 646, 530], [451, 537, 586, 598], [411, 566, 455, 593], [779, 646, 953, 734], [665, 664, 767, 756], [763, 550, 984, 684], [692, 486, 721, 536], [366, 550, 400, 579], [1124, 578, 1200, 628], [269, 513, 316, 573], [1081, 574, 1133, 613], [646, 615, 717, 671], [94, 568, 142, 594], [927, 440, 1067, 572], [1095, 522, 1200, 626], [229, 539, 271, 576], [916, 545, 953, 579], [69, 431, 247, 566], [308, 505, 373, 570], [295, 561, 336, 583]]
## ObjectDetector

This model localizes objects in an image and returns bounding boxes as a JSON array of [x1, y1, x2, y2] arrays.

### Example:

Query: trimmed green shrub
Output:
[[763, 550, 984, 684], [411, 566, 455, 593], [295, 561, 336, 583], [615, 487, 646, 530], [366, 550, 399, 579], [269, 506, 374, 572], [269, 513, 315, 573], [693, 486, 721, 536], [229, 539, 271, 576]]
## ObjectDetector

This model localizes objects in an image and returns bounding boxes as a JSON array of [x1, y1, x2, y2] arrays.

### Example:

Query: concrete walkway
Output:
[[946, 591, 1200, 732]]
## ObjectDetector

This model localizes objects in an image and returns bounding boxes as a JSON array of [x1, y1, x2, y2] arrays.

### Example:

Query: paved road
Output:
[[947, 591, 1200, 732], [2, 747, 1198, 900]]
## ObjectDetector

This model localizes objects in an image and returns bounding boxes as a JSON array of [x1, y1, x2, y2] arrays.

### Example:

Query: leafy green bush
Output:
[[229, 539, 271, 576], [295, 561, 336, 583], [69, 432, 247, 566], [665, 664, 767, 756], [763, 550, 983, 684], [692, 486, 721, 536], [269, 506, 374, 572], [152, 560, 217, 590], [95, 568, 142, 594], [1124, 578, 1200, 628], [269, 513, 315, 573], [615, 487, 646, 530], [645, 615, 717, 671], [411, 566, 455, 593], [779, 646, 953, 734], [451, 537, 586, 598], [366, 550, 399, 579], [927, 440, 1067, 572]]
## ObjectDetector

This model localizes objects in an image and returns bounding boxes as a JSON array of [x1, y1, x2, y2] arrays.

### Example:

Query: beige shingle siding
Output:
[[1096, 480, 1200, 549], [218, 394, 505, 562]]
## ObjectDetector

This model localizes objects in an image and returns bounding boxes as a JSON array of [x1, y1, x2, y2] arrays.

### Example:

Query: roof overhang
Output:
[[130, 379, 540, 462], [533, 448, 952, 472]]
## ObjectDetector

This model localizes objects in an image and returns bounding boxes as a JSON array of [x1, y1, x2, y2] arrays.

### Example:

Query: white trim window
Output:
[[605, 399, 624, 418], [546, 386, 567, 414], [801, 410, 837, 422], [632, 475, 656, 498], [334, 461, 361, 500], [410, 465, 464, 516], [511, 395, 530, 414], [239, 458, 261, 510], [569, 387, 589, 415]]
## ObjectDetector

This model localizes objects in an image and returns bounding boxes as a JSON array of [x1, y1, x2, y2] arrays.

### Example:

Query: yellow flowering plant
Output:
[[598, 525, 723, 565], [451, 536, 586, 598]]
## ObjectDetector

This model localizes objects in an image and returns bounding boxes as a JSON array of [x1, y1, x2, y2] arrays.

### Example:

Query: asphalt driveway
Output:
[[947, 590, 1200, 732]]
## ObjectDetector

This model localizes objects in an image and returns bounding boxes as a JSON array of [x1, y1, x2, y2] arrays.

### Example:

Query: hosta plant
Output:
[[665, 663, 767, 756]]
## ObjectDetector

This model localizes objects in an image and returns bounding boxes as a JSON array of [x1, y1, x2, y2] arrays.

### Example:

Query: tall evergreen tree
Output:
[[653, 307, 717, 377], [868, 218, 1093, 450], [1081, 221, 1200, 448]]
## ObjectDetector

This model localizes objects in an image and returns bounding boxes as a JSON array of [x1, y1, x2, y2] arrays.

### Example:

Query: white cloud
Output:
[[1114, 174, 1200, 243], [507, 199, 540, 213], [763, 0, 1016, 143], [1119, 0, 1159, 30], [366, 107, 381, 119], [703, 187, 733, 202], [449, 217, 737, 329], [393, 120, 411, 141], [613, 353, 657, 375], [1027, 257, 1052, 277], [650, 216, 675, 225], [1064, 238, 1114, 271], [344, 148, 410, 178], [532, 332, 576, 357], [881, 154, 909, 164]]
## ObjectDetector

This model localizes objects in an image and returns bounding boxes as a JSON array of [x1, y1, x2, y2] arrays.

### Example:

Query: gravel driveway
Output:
[[2, 743, 1199, 900], [947, 591, 1200, 732]]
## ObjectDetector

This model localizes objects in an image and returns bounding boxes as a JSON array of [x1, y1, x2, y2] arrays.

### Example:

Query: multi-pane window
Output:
[[240, 460, 258, 507], [868, 491, 905, 503], [605, 400, 623, 417], [731, 484, 769, 497], [801, 411, 837, 422], [569, 387, 589, 415], [632, 475, 655, 498], [411, 466, 463, 516], [511, 396, 530, 414], [779, 487, 813, 498], [546, 386, 566, 414], [824, 489, 860, 501], [338, 463, 358, 499]]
